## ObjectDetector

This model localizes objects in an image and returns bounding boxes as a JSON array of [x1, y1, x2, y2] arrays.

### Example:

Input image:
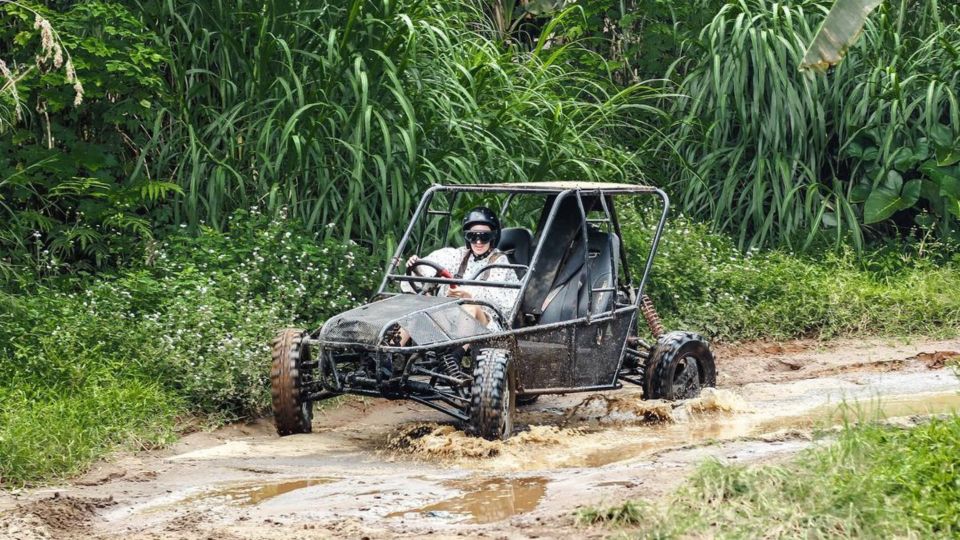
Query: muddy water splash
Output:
[[381, 389, 750, 470], [562, 394, 674, 426], [684, 387, 751, 413], [560, 388, 750, 426], [380, 386, 960, 472], [385, 424, 578, 460]]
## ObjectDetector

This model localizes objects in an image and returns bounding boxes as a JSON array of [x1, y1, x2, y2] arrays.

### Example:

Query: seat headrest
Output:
[[498, 227, 533, 266]]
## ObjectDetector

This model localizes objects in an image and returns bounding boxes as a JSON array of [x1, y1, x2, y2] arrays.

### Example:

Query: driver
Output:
[[405, 206, 519, 330]]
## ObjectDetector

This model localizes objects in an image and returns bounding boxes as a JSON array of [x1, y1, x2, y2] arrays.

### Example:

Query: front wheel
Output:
[[466, 348, 515, 440], [647, 331, 716, 400], [270, 328, 314, 435]]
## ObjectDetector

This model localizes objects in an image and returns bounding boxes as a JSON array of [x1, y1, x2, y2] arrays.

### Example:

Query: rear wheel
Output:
[[271, 328, 314, 435], [647, 331, 716, 400], [466, 348, 515, 440]]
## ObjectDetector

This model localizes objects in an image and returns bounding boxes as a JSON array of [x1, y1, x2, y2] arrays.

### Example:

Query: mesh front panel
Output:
[[318, 294, 490, 346], [399, 303, 491, 345]]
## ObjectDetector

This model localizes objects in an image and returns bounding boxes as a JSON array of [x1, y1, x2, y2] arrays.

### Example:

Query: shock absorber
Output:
[[639, 294, 664, 339], [440, 349, 467, 385], [440, 352, 465, 381]]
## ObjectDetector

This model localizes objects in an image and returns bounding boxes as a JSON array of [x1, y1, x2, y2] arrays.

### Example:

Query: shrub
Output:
[[0, 210, 377, 485], [0, 1, 174, 276], [621, 206, 960, 340]]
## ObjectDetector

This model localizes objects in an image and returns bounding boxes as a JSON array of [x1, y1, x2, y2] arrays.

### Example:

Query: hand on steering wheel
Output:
[[405, 259, 453, 295]]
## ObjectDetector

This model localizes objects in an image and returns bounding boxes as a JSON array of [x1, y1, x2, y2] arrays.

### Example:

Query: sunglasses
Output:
[[464, 231, 494, 244]]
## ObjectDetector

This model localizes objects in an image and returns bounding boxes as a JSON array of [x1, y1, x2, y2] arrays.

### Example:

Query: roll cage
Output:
[[369, 182, 670, 351]]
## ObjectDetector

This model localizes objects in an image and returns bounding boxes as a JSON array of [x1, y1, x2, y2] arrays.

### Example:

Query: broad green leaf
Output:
[[935, 145, 960, 167], [946, 196, 960, 219], [850, 183, 872, 203], [914, 212, 936, 228], [921, 161, 960, 198], [920, 160, 940, 177], [937, 173, 960, 199], [864, 184, 902, 224], [845, 140, 864, 159], [929, 124, 953, 148], [893, 147, 916, 171], [882, 170, 903, 191], [863, 172, 918, 224], [800, 0, 882, 71], [901, 179, 921, 208]]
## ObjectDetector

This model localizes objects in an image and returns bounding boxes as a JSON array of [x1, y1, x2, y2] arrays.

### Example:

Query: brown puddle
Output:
[[579, 418, 756, 468], [388, 477, 547, 524], [185, 478, 336, 506], [757, 391, 960, 432], [578, 391, 960, 468]]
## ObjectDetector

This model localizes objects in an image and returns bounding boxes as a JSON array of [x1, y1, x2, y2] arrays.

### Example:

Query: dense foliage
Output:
[[1, 0, 659, 278], [622, 206, 960, 340], [3, 0, 960, 279], [0, 1, 175, 277], [0, 211, 377, 485], [670, 0, 960, 250]]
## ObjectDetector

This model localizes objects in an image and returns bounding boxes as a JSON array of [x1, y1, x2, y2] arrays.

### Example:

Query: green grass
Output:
[[0, 382, 178, 486], [579, 413, 960, 538], [575, 500, 647, 528]]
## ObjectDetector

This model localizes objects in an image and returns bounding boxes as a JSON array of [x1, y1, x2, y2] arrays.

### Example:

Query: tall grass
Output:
[[133, 0, 662, 250], [669, 0, 960, 250]]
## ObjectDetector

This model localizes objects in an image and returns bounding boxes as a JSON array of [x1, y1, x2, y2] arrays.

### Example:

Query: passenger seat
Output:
[[538, 227, 619, 324]]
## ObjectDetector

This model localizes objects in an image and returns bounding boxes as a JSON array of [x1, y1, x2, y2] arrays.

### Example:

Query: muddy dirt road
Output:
[[2, 338, 959, 540]]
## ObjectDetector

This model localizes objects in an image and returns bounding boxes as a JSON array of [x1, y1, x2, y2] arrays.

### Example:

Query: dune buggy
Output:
[[270, 182, 716, 440]]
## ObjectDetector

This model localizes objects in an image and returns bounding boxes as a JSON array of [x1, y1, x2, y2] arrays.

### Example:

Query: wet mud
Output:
[[167, 478, 338, 508], [0, 494, 115, 540], [378, 388, 751, 472], [2, 338, 959, 540], [388, 477, 548, 524]]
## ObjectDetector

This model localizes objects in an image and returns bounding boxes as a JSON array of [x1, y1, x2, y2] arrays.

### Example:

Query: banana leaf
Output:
[[800, 0, 882, 71]]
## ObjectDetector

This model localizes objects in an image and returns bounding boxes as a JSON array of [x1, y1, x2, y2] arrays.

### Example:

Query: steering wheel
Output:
[[405, 259, 453, 295]]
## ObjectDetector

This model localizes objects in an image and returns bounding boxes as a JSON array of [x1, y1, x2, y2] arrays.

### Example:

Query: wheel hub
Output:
[[672, 356, 701, 399]]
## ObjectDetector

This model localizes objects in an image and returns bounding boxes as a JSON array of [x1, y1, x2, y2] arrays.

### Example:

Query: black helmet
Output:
[[462, 206, 500, 247]]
